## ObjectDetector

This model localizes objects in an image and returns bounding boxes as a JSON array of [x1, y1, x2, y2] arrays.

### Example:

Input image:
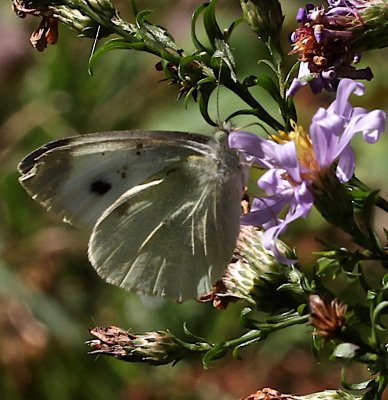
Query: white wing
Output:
[[18, 131, 210, 228], [19, 130, 245, 300], [89, 137, 244, 300]]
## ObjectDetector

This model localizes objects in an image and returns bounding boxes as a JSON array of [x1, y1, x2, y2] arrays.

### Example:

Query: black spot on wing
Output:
[[90, 179, 112, 196], [116, 166, 128, 179]]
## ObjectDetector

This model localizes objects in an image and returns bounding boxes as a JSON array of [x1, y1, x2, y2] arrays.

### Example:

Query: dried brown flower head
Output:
[[309, 295, 347, 339], [87, 326, 197, 366], [199, 279, 243, 309], [13, 0, 58, 51]]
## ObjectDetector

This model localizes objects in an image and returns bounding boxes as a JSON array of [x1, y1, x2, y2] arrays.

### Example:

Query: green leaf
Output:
[[316, 256, 343, 277], [285, 96, 297, 126], [265, 310, 303, 324], [198, 82, 218, 126], [135, 9, 154, 24], [191, 3, 212, 53], [226, 17, 244, 38], [253, 73, 296, 128], [371, 300, 388, 333], [285, 61, 301, 87], [225, 108, 275, 125], [257, 59, 278, 75], [197, 76, 217, 86], [202, 343, 228, 368], [254, 75, 281, 103], [239, 307, 261, 329], [203, 0, 223, 49], [182, 322, 209, 343], [296, 303, 308, 315], [232, 346, 243, 360], [88, 38, 145, 74]]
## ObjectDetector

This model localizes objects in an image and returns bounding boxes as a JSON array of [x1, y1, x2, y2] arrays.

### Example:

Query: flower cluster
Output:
[[230, 79, 386, 262], [287, 1, 388, 95]]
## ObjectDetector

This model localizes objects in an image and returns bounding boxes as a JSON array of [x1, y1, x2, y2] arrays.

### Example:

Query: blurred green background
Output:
[[1, 1, 388, 399]]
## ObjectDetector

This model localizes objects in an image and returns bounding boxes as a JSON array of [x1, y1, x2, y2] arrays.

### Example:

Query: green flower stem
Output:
[[173, 336, 212, 355], [265, 40, 297, 129], [266, 40, 285, 97], [223, 314, 309, 348], [222, 75, 285, 131], [370, 301, 388, 348], [178, 314, 308, 361]]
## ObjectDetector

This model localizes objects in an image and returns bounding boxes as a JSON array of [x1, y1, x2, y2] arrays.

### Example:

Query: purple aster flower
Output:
[[287, 2, 381, 96], [229, 79, 386, 263]]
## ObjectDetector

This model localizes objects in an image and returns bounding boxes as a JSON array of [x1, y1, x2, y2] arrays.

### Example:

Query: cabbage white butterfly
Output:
[[18, 130, 245, 301]]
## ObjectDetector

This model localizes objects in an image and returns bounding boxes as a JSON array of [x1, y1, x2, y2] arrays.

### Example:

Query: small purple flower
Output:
[[229, 79, 386, 263], [287, 2, 374, 96]]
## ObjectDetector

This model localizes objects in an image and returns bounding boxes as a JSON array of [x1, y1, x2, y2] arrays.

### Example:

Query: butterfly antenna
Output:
[[88, 25, 101, 75], [215, 45, 223, 130]]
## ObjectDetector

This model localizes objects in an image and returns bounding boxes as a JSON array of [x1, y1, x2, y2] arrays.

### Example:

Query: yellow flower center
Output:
[[272, 121, 320, 179]]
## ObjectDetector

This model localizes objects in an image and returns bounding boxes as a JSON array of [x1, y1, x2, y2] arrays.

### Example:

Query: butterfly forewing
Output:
[[18, 130, 244, 300], [18, 131, 210, 228]]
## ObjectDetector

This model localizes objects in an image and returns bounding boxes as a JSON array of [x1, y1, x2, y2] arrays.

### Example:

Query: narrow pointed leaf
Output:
[[203, 0, 223, 49], [88, 38, 145, 74], [191, 3, 211, 52], [198, 83, 218, 126], [202, 343, 227, 368]]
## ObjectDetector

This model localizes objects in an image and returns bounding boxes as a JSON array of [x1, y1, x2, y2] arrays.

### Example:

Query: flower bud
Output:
[[201, 227, 305, 312], [87, 326, 199, 365], [240, 0, 283, 43]]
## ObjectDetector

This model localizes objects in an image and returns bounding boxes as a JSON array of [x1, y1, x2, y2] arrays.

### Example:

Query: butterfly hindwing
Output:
[[89, 143, 243, 300], [18, 130, 244, 300]]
